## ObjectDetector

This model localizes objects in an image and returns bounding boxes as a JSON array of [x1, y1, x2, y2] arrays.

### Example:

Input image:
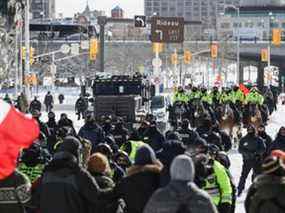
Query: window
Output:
[[220, 22, 230, 29]]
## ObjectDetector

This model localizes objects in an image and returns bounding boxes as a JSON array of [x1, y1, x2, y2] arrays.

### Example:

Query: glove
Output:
[[218, 203, 231, 213]]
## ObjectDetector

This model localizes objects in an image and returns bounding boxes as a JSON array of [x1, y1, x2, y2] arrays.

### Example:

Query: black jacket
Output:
[[0, 170, 31, 213], [270, 134, 285, 152], [75, 98, 88, 112], [78, 123, 105, 152], [245, 175, 285, 213], [156, 140, 185, 187], [258, 132, 273, 158], [115, 164, 162, 213], [239, 134, 266, 160], [29, 100, 42, 112], [143, 128, 165, 152], [177, 128, 199, 145], [34, 152, 115, 213], [44, 94, 53, 106]]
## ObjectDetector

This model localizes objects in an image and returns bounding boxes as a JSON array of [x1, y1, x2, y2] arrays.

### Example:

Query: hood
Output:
[[170, 155, 195, 182], [168, 181, 200, 200], [127, 162, 163, 177]]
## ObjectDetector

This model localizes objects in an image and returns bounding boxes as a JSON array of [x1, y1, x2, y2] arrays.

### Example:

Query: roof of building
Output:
[[112, 5, 123, 11], [241, 0, 285, 7]]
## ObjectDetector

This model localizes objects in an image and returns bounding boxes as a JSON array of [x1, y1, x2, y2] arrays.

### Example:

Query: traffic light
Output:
[[89, 38, 98, 61], [30, 47, 35, 65], [184, 50, 192, 64], [21, 47, 26, 60], [211, 44, 218, 58], [272, 28, 282, 46], [171, 53, 178, 65], [261, 48, 268, 62], [152, 43, 163, 54], [21, 47, 35, 64]]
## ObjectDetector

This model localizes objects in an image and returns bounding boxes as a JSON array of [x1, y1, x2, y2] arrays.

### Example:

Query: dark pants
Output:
[[45, 104, 52, 112], [238, 159, 262, 193], [77, 111, 85, 120]]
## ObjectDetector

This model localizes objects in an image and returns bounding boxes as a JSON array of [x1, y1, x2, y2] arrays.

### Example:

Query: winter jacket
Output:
[[29, 100, 42, 112], [177, 128, 199, 145], [0, 170, 31, 213], [231, 90, 245, 104], [115, 164, 162, 213], [90, 172, 115, 189], [75, 97, 88, 112], [239, 134, 266, 160], [33, 152, 115, 213], [44, 94, 54, 106], [58, 118, 75, 131], [143, 128, 165, 152], [143, 181, 218, 213], [270, 135, 285, 152], [78, 123, 105, 152], [203, 160, 233, 206], [188, 91, 202, 101], [173, 92, 189, 103], [245, 91, 264, 106], [258, 133, 273, 158], [245, 175, 285, 213], [156, 140, 185, 187]]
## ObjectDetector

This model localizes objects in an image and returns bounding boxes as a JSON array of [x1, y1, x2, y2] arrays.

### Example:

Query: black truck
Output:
[[92, 74, 153, 124]]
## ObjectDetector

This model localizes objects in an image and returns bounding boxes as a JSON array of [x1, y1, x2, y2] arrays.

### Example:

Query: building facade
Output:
[[31, 0, 56, 20], [217, 1, 285, 41], [111, 6, 124, 18], [144, 0, 240, 39]]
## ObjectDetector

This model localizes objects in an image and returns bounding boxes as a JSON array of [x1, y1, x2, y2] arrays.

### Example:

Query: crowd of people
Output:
[[0, 87, 285, 213]]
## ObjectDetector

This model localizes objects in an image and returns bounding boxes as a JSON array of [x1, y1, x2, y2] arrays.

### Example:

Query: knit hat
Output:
[[57, 136, 82, 158], [134, 144, 157, 166], [262, 157, 283, 175], [88, 153, 110, 174], [170, 154, 195, 182]]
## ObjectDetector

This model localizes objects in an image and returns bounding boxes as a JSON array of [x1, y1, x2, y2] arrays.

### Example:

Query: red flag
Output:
[[0, 100, 40, 180], [239, 83, 250, 96]]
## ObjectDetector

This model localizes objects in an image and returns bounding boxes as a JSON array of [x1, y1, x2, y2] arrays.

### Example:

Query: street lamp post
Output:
[[268, 12, 273, 69], [225, 5, 240, 84]]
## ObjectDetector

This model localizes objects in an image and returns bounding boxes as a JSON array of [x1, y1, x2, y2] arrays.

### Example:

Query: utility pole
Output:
[[25, 0, 31, 98]]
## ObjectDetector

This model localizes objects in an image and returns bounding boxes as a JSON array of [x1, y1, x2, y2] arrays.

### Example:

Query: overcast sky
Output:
[[56, 0, 144, 17]]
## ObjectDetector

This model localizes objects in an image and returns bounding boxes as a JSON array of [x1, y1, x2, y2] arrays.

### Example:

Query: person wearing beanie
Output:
[[88, 153, 114, 189], [237, 124, 266, 196], [33, 136, 117, 213], [144, 155, 217, 213], [245, 152, 285, 213], [157, 131, 185, 187], [115, 144, 163, 213]]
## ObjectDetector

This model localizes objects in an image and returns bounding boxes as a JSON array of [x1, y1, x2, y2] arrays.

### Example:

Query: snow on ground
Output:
[[231, 105, 285, 213]]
